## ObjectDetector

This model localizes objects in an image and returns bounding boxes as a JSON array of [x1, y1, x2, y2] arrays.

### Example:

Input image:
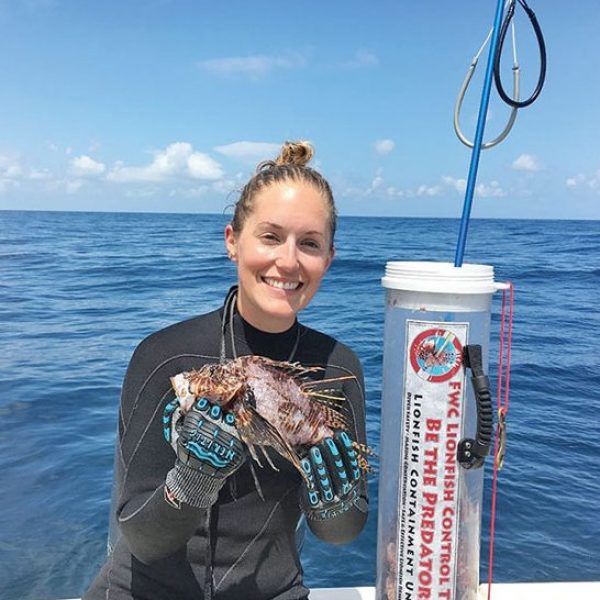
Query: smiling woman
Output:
[[224, 177, 334, 332], [82, 141, 369, 600]]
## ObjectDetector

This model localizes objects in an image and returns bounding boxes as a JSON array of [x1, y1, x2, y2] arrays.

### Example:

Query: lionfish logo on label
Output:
[[409, 327, 463, 383]]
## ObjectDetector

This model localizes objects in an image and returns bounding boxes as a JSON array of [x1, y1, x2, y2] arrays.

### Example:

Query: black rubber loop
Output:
[[458, 345, 494, 470], [493, 0, 546, 108]]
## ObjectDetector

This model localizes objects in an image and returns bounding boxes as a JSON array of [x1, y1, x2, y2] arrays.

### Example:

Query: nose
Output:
[[275, 240, 299, 272]]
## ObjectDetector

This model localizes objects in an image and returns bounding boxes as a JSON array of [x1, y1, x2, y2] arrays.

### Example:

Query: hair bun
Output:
[[256, 140, 314, 172], [275, 140, 314, 167]]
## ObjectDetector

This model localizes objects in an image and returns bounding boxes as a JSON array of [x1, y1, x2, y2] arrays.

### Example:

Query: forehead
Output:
[[248, 181, 330, 231]]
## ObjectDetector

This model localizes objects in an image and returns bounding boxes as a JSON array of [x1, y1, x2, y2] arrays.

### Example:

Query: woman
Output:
[[84, 141, 369, 600]]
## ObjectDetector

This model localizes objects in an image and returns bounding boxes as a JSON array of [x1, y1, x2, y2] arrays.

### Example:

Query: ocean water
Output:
[[1, 210, 599, 599]]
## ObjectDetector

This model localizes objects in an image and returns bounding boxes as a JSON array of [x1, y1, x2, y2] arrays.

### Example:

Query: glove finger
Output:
[[163, 397, 180, 443], [208, 403, 222, 421], [335, 430, 361, 483], [195, 397, 211, 412], [310, 445, 335, 504], [322, 437, 353, 497], [194, 397, 236, 427], [301, 456, 321, 509]]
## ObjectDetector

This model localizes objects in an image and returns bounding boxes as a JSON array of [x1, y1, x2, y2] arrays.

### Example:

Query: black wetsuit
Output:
[[84, 292, 368, 600]]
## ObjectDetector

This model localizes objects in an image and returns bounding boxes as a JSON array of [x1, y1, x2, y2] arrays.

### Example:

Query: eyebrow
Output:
[[256, 221, 326, 238]]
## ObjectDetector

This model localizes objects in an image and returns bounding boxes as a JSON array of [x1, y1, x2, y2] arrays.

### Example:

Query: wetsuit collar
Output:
[[220, 285, 301, 363]]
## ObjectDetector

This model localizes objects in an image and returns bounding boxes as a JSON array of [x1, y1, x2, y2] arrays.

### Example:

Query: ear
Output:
[[224, 224, 237, 261], [324, 245, 335, 272]]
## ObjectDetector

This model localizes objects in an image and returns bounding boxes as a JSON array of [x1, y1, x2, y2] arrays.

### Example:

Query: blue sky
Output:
[[0, 0, 598, 219]]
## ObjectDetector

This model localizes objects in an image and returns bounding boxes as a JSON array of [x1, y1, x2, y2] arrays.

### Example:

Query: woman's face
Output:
[[224, 181, 334, 333]]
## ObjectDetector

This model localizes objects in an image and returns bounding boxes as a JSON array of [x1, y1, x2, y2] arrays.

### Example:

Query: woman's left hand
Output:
[[299, 430, 364, 521]]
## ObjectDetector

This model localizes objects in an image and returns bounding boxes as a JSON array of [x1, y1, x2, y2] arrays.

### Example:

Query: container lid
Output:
[[382, 261, 502, 294]]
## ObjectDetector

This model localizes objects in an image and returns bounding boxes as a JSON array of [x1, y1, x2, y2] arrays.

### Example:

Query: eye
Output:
[[260, 232, 280, 244], [301, 238, 322, 251]]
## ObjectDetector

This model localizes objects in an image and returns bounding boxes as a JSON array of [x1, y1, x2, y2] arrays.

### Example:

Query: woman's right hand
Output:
[[176, 398, 246, 477], [163, 397, 246, 508]]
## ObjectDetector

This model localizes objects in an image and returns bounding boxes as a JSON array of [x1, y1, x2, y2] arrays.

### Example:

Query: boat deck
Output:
[[309, 582, 600, 599], [58, 582, 600, 600]]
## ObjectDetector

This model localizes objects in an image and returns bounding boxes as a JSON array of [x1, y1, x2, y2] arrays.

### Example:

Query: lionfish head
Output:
[[189, 361, 244, 407]]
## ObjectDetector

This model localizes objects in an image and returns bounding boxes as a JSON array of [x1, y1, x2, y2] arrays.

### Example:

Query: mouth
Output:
[[262, 277, 303, 292]]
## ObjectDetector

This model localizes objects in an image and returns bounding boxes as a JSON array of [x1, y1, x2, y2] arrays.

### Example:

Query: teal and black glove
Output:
[[299, 430, 366, 521], [164, 397, 246, 508]]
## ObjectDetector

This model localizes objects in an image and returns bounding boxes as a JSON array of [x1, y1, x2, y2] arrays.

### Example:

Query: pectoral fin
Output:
[[235, 401, 305, 480]]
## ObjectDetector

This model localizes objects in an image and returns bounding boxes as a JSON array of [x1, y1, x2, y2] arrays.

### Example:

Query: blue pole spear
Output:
[[454, 0, 507, 267]]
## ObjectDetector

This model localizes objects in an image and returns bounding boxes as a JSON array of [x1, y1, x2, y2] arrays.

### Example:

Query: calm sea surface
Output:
[[1, 211, 599, 599]]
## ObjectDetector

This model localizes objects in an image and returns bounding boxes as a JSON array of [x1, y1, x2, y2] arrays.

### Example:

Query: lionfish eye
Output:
[[245, 388, 257, 409]]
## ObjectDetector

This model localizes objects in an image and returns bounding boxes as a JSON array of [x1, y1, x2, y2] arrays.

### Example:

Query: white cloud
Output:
[[566, 173, 586, 188], [198, 53, 306, 77], [0, 154, 22, 179], [386, 186, 404, 198], [442, 175, 504, 197], [29, 168, 52, 180], [70, 155, 106, 177], [107, 143, 223, 183], [374, 139, 395, 156], [187, 153, 219, 179], [475, 181, 506, 198], [45, 177, 85, 195], [512, 153, 542, 171], [345, 49, 379, 69], [214, 141, 281, 163], [212, 176, 244, 196], [442, 175, 467, 193], [365, 168, 385, 195], [0, 155, 23, 192], [368, 175, 384, 192], [566, 170, 600, 192], [416, 184, 442, 197]]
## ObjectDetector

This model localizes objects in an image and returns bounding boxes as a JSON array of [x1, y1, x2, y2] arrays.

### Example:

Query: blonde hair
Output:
[[231, 141, 337, 245]]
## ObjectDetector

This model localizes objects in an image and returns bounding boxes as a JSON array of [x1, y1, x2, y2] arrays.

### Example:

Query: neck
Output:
[[235, 294, 296, 334]]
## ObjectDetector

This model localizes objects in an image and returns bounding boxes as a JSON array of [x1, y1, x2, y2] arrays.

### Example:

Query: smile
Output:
[[263, 277, 302, 291]]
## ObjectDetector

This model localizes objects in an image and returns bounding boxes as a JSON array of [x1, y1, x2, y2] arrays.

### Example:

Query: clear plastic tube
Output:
[[376, 262, 502, 600]]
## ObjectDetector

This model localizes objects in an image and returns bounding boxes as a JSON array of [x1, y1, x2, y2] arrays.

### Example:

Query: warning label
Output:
[[395, 320, 468, 600]]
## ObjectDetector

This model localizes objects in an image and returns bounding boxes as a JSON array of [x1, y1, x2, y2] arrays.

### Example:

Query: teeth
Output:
[[264, 278, 300, 290]]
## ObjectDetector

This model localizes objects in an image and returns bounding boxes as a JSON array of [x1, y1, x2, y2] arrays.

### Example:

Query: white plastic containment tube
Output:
[[376, 262, 505, 600]]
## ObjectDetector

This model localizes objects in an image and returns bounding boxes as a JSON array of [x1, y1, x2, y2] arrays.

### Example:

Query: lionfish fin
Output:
[[352, 441, 377, 474], [248, 461, 265, 501], [301, 375, 356, 389], [320, 405, 350, 430], [305, 389, 346, 403], [353, 441, 376, 457], [260, 446, 280, 472], [236, 403, 304, 479], [253, 356, 323, 377], [246, 443, 263, 468]]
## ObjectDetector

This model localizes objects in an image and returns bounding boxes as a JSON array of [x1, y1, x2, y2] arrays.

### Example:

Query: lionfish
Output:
[[170, 355, 370, 480]]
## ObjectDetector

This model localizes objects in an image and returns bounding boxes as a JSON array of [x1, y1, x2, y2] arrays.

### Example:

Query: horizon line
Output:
[[1, 208, 598, 222]]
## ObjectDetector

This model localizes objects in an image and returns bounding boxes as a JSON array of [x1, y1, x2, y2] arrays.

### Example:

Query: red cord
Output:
[[487, 282, 514, 600]]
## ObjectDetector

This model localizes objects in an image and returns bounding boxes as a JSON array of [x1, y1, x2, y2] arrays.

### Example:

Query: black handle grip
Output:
[[457, 345, 493, 470]]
